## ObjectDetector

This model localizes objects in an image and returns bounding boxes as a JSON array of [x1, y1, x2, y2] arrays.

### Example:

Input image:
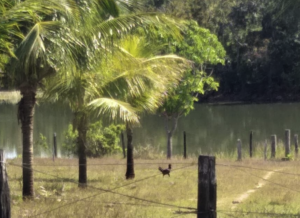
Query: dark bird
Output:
[[158, 164, 171, 177]]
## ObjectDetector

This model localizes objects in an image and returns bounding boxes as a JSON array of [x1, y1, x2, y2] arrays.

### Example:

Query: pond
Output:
[[1, 102, 300, 158]]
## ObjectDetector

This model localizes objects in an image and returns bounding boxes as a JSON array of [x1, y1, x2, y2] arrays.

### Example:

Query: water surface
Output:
[[1, 102, 299, 158]]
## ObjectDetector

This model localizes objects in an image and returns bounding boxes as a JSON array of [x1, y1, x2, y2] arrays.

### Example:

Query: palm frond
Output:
[[88, 97, 140, 123], [89, 13, 183, 42]]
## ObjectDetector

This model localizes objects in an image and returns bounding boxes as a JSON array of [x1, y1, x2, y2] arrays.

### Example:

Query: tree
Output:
[[42, 0, 190, 186], [2, 0, 84, 198], [87, 35, 189, 179], [157, 21, 225, 158]]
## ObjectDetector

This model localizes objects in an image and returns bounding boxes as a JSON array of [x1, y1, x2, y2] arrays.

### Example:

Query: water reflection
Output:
[[0, 102, 300, 157], [136, 103, 300, 156], [0, 102, 72, 158]]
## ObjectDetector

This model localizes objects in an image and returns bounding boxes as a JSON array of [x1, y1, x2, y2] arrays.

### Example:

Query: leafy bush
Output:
[[34, 133, 51, 155], [62, 121, 125, 157]]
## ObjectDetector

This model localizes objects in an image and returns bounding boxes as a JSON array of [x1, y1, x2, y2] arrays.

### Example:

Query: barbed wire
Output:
[[13, 162, 197, 167], [218, 210, 300, 217], [7, 160, 300, 178], [216, 163, 300, 177], [8, 162, 197, 217], [7, 159, 300, 217], [236, 167, 300, 194], [37, 195, 180, 209]]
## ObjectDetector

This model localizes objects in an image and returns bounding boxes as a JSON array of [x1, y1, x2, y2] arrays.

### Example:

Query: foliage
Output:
[[62, 124, 78, 157], [62, 121, 125, 157], [159, 21, 225, 117], [34, 133, 50, 154], [153, 20, 225, 158], [141, 0, 300, 101]]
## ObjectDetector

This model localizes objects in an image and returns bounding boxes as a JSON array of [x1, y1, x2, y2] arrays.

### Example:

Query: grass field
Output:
[[6, 152, 300, 218]]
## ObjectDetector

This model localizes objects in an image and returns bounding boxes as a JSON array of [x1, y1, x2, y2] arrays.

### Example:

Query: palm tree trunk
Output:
[[77, 113, 88, 187], [18, 87, 36, 199], [125, 122, 135, 179]]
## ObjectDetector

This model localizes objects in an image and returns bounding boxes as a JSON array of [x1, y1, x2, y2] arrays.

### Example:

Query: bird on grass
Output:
[[158, 164, 172, 177]]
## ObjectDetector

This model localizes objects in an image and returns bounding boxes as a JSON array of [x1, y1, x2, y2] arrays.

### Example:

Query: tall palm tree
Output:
[[1, 0, 85, 199]]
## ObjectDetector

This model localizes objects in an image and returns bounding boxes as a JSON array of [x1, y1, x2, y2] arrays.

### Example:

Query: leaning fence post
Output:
[[285, 129, 291, 158], [183, 131, 187, 159], [198, 155, 216, 218], [237, 139, 242, 161], [295, 134, 299, 157], [249, 131, 253, 158], [0, 150, 11, 218], [121, 132, 126, 158], [271, 135, 277, 158], [53, 133, 57, 161]]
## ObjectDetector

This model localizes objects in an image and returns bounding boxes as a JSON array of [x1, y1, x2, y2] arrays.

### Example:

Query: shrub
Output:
[[62, 121, 125, 157]]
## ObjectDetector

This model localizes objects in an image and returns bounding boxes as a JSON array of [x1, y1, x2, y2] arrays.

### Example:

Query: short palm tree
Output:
[[42, 0, 187, 186], [87, 36, 190, 179]]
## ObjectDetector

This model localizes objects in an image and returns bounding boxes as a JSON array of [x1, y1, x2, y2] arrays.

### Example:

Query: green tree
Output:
[[62, 122, 124, 157], [42, 0, 191, 187], [158, 21, 225, 158], [87, 35, 189, 179], [2, 0, 83, 198], [2, 0, 183, 195]]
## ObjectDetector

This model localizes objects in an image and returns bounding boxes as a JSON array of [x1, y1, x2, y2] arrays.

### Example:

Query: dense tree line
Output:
[[143, 0, 300, 102]]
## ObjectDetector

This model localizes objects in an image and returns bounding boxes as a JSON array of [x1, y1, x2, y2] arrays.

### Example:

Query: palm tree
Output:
[[1, 0, 86, 199], [87, 36, 190, 179], [3, 0, 178, 196], [42, 0, 187, 186]]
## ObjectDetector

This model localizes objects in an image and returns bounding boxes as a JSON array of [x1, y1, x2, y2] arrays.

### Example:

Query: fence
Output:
[[2, 150, 300, 217], [236, 129, 300, 161]]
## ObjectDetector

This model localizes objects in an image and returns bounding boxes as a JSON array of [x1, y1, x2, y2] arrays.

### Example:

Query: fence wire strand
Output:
[[7, 162, 197, 217], [218, 210, 300, 217], [217, 163, 300, 177], [7, 158, 300, 217], [219, 163, 300, 194]]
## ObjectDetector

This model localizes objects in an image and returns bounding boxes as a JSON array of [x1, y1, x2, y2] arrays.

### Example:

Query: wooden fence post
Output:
[[249, 131, 253, 158], [295, 134, 299, 157], [53, 133, 57, 161], [237, 139, 242, 161], [198, 155, 216, 218], [0, 150, 10, 218], [285, 129, 291, 158], [121, 132, 126, 158], [271, 135, 277, 158], [264, 140, 267, 160], [183, 131, 187, 159]]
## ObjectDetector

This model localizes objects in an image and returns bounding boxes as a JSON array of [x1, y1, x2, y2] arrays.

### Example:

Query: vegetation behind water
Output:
[[142, 0, 300, 102]]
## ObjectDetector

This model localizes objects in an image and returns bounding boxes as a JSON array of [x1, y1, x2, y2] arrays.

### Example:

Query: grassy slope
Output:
[[6, 154, 300, 218]]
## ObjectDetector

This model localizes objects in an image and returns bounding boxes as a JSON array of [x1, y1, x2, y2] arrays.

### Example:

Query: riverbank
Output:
[[200, 92, 300, 105], [2, 90, 300, 106], [7, 155, 300, 218]]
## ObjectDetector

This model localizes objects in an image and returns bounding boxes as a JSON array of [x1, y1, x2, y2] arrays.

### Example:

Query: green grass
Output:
[[6, 152, 300, 218]]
